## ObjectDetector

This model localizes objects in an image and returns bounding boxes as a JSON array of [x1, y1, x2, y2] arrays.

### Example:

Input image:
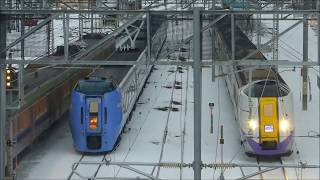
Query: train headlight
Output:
[[248, 119, 258, 131], [280, 118, 289, 132], [89, 117, 98, 129]]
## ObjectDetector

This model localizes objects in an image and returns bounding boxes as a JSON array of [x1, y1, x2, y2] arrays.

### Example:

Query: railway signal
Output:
[[5, 68, 14, 88]]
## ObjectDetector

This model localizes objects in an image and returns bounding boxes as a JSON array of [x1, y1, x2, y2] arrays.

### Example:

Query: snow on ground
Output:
[[15, 12, 319, 180]]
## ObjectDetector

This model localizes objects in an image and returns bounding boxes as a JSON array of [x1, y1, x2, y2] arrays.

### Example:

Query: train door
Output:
[[259, 97, 279, 149], [85, 97, 103, 149]]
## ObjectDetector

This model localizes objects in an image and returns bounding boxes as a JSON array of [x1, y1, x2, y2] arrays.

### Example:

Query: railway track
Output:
[[254, 157, 289, 180], [152, 66, 180, 177], [92, 154, 109, 178], [67, 153, 110, 180], [256, 157, 264, 180], [180, 63, 189, 179], [279, 157, 289, 180], [67, 154, 85, 180]]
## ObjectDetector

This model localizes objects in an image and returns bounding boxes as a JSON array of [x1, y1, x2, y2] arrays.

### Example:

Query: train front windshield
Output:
[[244, 80, 289, 97], [75, 80, 115, 95]]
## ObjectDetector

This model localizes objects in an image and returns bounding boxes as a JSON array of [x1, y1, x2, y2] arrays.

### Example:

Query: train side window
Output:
[[81, 107, 83, 124], [104, 107, 107, 124]]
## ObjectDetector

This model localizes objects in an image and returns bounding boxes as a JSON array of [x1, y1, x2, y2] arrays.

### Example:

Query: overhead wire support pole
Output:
[[21, 1, 25, 61], [193, 7, 202, 180], [257, 0, 261, 49], [317, 0, 320, 140], [79, 12, 83, 40], [147, 11, 151, 67], [272, 0, 279, 65], [302, 13, 308, 111], [317, 0, 320, 89], [211, 4, 216, 82], [231, 10, 235, 60], [0, 1, 7, 179], [63, 13, 69, 61]]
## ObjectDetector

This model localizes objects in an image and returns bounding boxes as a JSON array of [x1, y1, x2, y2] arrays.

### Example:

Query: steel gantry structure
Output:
[[0, 1, 320, 180]]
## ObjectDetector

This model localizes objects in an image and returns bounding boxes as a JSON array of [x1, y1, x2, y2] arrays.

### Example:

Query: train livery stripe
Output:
[[259, 97, 279, 143]]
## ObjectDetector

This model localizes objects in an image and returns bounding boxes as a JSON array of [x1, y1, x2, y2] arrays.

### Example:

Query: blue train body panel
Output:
[[70, 77, 123, 153], [104, 90, 123, 151]]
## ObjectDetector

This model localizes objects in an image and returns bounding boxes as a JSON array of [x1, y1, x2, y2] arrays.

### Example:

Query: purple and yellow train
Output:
[[215, 15, 294, 156]]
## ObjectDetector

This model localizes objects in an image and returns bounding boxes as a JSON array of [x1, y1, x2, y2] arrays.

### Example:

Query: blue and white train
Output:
[[70, 77, 123, 152]]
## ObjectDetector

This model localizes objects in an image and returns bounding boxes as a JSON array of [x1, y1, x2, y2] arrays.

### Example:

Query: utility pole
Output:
[[193, 7, 202, 180]]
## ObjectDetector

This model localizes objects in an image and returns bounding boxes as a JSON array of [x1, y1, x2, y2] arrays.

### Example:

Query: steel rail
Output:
[[236, 167, 278, 180], [92, 155, 108, 178], [256, 158, 264, 180], [153, 67, 179, 177], [72, 160, 162, 180], [67, 154, 85, 180], [279, 158, 289, 180]]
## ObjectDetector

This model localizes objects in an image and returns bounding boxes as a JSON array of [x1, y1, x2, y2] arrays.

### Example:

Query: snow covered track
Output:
[[67, 154, 85, 180], [279, 158, 289, 180]]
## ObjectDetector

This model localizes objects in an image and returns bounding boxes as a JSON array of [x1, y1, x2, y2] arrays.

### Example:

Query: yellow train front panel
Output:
[[259, 97, 279, 144]]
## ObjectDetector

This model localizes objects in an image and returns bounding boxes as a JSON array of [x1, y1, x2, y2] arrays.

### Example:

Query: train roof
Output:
[[75, 77, 116, 95]]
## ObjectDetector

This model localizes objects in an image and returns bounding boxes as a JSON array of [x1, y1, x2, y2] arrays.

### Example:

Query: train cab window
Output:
[[243, 80, 289, 97], [89, 101, 99, 129], [90, 101, 98, 113], [75, 79, 115, 95], [263, 104, 273, 117]]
